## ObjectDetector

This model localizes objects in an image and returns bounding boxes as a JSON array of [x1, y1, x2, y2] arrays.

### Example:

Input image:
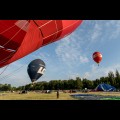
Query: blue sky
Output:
[[0, 20, 120, 87]]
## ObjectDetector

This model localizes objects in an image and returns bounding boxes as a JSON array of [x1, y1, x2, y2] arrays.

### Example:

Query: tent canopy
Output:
[[95, 83, 116, 91]]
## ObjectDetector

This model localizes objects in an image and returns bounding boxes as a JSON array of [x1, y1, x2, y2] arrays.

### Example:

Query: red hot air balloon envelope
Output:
[[0, 20, 83, 68], [92, 52, 102, 66]]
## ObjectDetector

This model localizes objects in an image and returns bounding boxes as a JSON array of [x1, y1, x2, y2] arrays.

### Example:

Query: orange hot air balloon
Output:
[[92, 51, 102, 66], [0, 20, 83, 68]]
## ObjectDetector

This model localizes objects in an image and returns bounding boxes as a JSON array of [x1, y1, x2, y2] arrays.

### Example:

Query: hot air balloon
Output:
[[27, 59, 46, 83], [0, 20, 83, 68], [92, 51, 102, 66]]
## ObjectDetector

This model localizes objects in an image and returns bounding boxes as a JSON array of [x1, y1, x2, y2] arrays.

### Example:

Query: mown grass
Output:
[[0, 91, 77, 100], [0, 91, 120, 100]]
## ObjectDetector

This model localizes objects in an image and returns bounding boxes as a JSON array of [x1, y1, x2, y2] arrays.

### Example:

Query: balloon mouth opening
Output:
[[31, 79, 36, 83], [97, 63, 99, 66], [31, 81, 35, 87]]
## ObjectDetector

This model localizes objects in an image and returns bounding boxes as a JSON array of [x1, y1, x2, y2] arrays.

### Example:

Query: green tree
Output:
[[75, 77, 83, 89], [115, 69, 120, 88], [108, 71, 115, 86]]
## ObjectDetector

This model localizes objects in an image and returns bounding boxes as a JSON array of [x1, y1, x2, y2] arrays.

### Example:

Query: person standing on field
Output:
[[57, 90, 59, 99]]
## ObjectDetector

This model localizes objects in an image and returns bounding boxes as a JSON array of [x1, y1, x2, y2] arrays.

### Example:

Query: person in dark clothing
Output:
[[57, 90, 59, 99]]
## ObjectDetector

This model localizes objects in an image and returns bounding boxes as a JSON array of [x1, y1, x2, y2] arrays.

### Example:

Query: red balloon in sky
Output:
[[0, 20, 83, 68], [93, 51, 102, 65]]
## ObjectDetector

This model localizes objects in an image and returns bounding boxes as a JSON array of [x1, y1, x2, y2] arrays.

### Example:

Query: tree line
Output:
[[0, 70, 120, 91]]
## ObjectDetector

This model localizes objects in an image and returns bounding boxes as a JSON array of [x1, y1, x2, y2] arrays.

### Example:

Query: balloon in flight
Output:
[[27, 59, 46, 83], [92, 51, 102, 66], [0, 20, 83, 68]]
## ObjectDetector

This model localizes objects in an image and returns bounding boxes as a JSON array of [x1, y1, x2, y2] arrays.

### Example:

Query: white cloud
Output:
[[109, 21, 120, 39], [29, 50, 50, 61], [91, 23, 102, 42], [55, 32, 89, 67], [83, 64, 120, 80], [82, 20, 120, 50], [83, 72, 90, 79], [67, 72, 81, 80], [80, 56, 89, 63]]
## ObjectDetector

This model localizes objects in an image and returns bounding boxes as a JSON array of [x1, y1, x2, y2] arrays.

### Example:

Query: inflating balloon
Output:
[[0, 20, 83, 68], [27, 59, 46, 83], [92, 51, 102, 66]]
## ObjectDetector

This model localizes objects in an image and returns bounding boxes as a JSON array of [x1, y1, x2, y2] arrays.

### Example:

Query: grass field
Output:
[[0, 91, 120, 100], [0, 91, 77, 100]]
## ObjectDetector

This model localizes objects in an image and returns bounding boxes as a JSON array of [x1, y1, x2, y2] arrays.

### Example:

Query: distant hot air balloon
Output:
[[92, 51, 102, 66], [0, 20, 83, 68], [27, 59, 46, 83]]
